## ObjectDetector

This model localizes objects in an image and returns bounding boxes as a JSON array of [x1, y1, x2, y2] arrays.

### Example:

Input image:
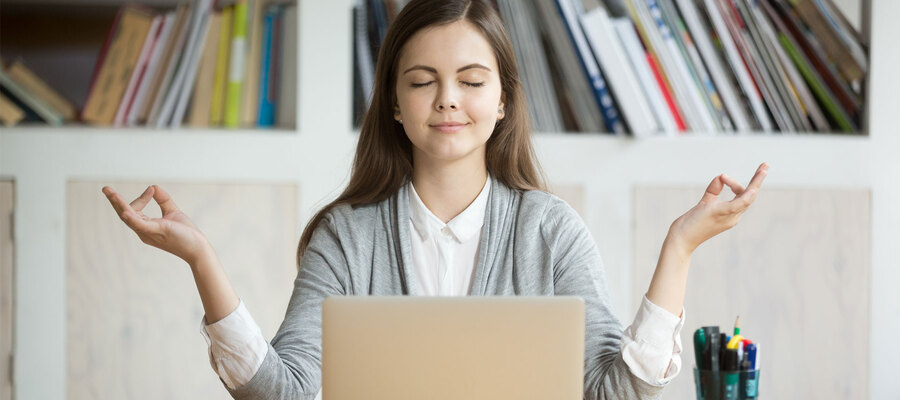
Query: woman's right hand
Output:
[[102, 185, 211, 265]]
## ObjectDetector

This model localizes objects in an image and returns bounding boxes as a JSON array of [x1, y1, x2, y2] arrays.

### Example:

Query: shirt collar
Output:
[[408, 175, 491, 243]]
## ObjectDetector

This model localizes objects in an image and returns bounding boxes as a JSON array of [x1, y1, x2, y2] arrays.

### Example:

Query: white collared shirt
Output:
[[200, 177, 685, 389], [407, 176, 490, 296]]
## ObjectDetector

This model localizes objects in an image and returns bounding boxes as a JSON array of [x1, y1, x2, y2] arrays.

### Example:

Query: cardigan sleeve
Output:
[[225, 212, 349, 400], [541, 197, 667, 400]]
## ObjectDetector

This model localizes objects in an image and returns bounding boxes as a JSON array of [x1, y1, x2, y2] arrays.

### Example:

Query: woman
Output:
[[102, 0, 768, 398]]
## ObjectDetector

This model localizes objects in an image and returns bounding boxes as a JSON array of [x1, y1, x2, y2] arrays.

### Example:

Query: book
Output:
[[128, 11, 178, 126], [629, 0, 716, 131], [748, 0, 829, 131], [580, 5, 659, 136], [240, 0, 267, 127], [256, 5, 281, 128], [730, 0, 806, 131], [762, 0, 855, 131], [187, 11, 223, 127], [0, 93, 25, 126], [534, 0, 605, 133], [276, 3, 298, 128], [674, 0, 753, 131], [557, 0, 626, 134], [612, 18, 679, 134], [498, 0, 565, 133], [699, 0, 774, 131], [5, 60, 78, 121], [169, 0, 215, 128], [768, 0, 860, 120], [81, 5, 156, 125], [114, 14, 165, 127], [658, 0, 733, 131], [147, 4, 195, 126], [225, 0, 249, 128], [210, 5, 234, 126], [787, 0, 863, 85], [0, 64, 63, 125]]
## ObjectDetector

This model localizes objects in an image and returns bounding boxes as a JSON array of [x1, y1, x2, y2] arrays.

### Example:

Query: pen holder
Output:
[[693, 368, 760, 400]]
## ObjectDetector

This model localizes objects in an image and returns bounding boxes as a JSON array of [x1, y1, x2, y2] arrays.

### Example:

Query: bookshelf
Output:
[[0, 0, 898, 399]]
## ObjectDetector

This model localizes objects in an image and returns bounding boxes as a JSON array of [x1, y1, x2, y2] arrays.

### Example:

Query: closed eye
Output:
[[410, 81, 485, 88]]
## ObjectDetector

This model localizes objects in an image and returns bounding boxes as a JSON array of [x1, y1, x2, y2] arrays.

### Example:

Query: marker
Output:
[[746, 343, 757, 370], [719, 333, 727, 369], [722, 348, 741, 400], [694, 328, 707, 369], [706, 327, 721, 371]]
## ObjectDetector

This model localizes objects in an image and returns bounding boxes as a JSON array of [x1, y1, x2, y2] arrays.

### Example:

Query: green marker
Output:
[[694, 328, 707, 369]]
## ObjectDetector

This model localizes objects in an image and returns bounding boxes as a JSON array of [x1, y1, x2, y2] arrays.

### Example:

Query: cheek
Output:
[[467, 93, 501, 123]]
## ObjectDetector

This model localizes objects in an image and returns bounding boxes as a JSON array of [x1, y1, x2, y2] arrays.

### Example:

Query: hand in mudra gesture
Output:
[[102, 185, 210, 264], [668, 162, 769, 253]]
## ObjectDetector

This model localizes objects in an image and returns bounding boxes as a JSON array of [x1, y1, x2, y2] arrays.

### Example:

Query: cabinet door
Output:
[[67, 182, 299, 399], [0, 181, 13, 400], [633, 187, 870, 400]]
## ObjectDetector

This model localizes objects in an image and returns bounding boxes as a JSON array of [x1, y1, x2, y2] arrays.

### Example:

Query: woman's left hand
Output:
[[667, 163, 769, 253]]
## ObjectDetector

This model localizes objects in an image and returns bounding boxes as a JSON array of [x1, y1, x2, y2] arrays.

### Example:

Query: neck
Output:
[[411, 154, 488, 223]]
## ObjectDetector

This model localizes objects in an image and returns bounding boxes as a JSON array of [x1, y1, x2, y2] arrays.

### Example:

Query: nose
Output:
[[435, 85, 459, 112]]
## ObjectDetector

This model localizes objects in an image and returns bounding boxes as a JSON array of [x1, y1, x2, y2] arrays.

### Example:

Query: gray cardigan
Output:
[[227, 175, 664, 400]]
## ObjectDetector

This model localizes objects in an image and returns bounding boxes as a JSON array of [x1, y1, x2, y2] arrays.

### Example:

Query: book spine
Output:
[[211, 5, 234, 126], [613, 18, 679, 134], [556, 0, 625, 134], [581, 8, 659, 136], [0, 68, 63, 125], [257, 7, 277, 127], [225, 0, 248, 128], [115, 15, 164, 127]]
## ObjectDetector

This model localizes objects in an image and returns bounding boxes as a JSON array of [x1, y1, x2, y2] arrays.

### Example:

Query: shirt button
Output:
[[441, 226, 452, 236]]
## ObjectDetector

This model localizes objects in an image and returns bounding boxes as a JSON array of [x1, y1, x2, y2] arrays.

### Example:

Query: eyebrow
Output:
[[402, 63, 492, 75]]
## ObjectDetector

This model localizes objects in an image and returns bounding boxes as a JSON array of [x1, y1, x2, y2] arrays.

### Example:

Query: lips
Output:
[[430, 122, 468, 133]]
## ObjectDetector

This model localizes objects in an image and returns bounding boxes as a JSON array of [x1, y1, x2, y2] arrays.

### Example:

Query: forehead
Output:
[[398, 20, 498, 73]]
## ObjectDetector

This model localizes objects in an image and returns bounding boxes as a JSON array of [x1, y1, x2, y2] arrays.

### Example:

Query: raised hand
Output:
[[102, 185, 211, 264], [668, 162, 769, 253]]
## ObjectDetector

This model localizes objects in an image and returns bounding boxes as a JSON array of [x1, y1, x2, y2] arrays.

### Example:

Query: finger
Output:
[[151, 185, 180, 215], [130, 185, 156, 212], [727, 164, 769, 212], [102, 186, 135, 217], [745, 162, 769, 193], [700, 174, 726, 204], [720, 174, 747, 196]]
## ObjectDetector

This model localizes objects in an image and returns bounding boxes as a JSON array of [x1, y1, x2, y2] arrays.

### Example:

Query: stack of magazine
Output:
[[352, 0, 867, 136]]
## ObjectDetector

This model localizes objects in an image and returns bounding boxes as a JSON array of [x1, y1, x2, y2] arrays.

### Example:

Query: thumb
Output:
[[700, 174, 725, 204]]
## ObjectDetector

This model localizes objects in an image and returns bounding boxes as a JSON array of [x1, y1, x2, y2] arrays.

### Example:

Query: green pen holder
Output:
[[693, 368, 760, 400]]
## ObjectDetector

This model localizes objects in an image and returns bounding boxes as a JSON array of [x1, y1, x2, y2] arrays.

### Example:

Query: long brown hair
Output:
[[297, 0, 546, 264]]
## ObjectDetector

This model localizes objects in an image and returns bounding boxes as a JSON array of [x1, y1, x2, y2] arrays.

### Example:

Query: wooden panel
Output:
[[67, 182, 299, 399], [549, 184, 585, 217], [633, 187, 869, 400], [0, 181, 13, 400]]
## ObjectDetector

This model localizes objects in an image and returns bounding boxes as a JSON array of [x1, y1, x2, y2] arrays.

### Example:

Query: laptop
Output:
[[321, 296, 585, 399]]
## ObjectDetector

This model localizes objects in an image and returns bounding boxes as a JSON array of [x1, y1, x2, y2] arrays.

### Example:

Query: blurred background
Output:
[[1, 0, 897, 399]]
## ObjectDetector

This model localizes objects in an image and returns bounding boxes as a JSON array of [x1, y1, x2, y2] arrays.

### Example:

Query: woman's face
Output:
[[394, 20, 504, 167]]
